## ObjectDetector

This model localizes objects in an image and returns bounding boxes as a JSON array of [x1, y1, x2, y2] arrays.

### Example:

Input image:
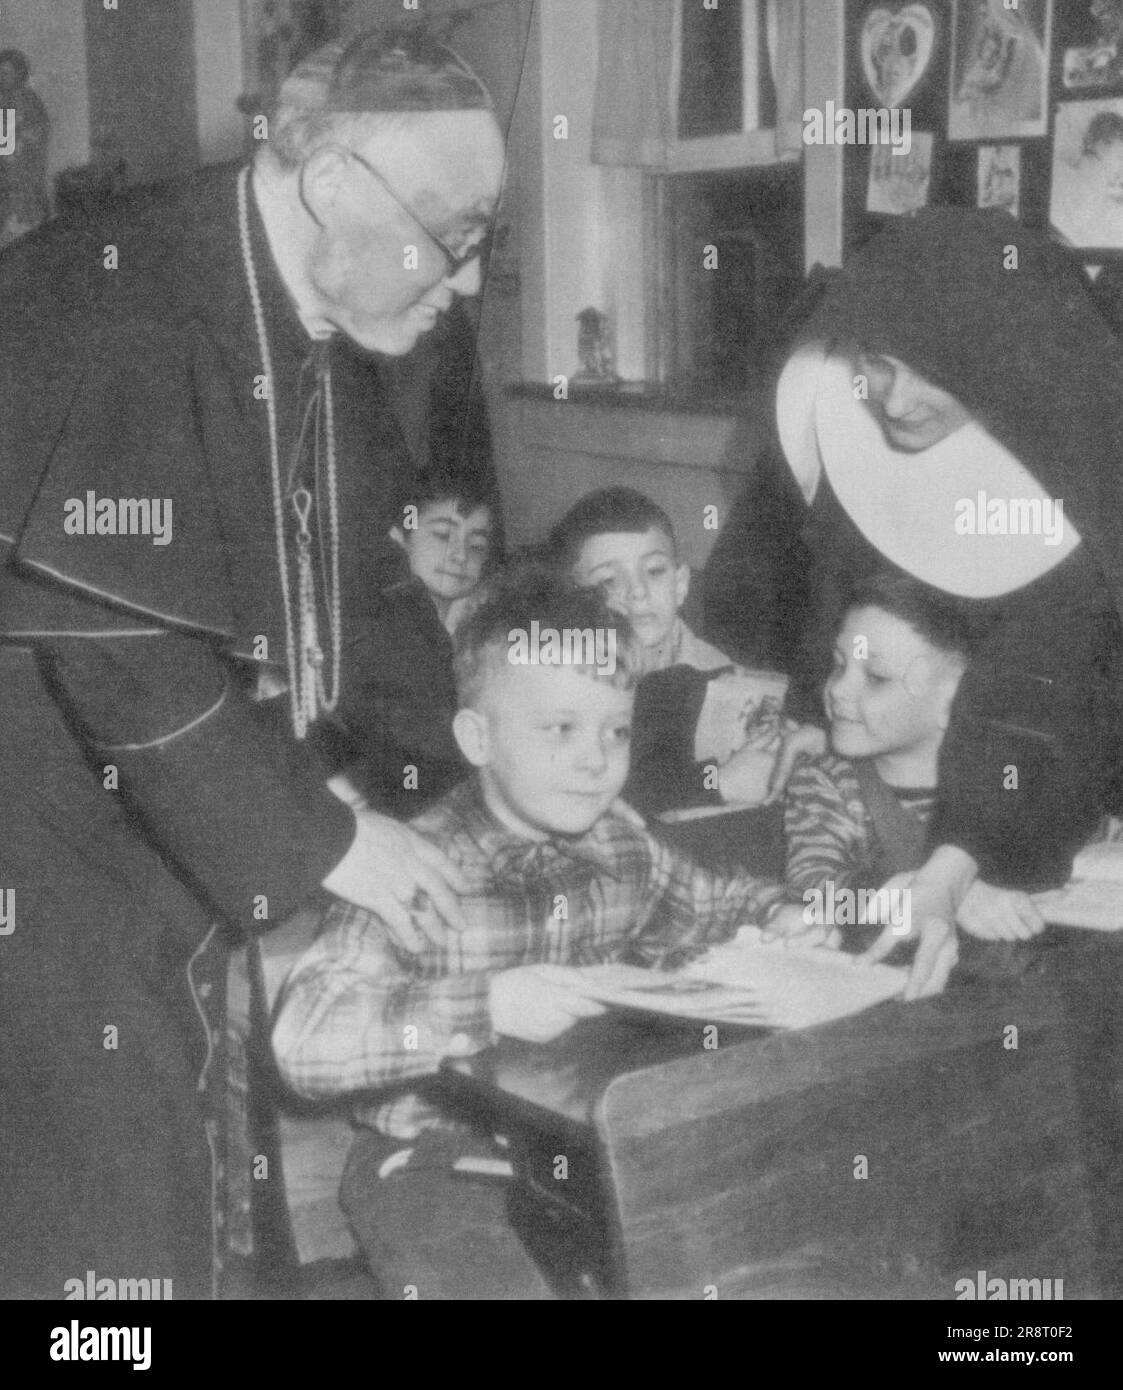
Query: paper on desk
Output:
[[1031, 881, 1123, 931], [1071, 838, 1123, 883], [531, 937, 906, 1030], [1030, 838, 1123, 930]]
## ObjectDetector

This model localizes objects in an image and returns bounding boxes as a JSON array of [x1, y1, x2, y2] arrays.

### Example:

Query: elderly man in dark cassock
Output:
[[0, 27, 504, 1298]]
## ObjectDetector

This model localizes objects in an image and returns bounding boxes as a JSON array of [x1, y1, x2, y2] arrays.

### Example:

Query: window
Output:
[[677, 0, 770, 139], [667, 0, 797, 174], [651, 163, 805, 404]]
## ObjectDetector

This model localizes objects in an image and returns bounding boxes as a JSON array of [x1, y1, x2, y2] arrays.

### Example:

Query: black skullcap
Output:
[[280, 24, 493, 115]]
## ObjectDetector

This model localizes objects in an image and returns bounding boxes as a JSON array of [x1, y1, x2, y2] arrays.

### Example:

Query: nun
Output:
[[770, 208, 1123, 995]]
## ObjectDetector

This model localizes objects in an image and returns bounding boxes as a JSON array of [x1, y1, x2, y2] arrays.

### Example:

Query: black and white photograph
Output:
[[857, 1, 939, 109], [948, 0, 1052, 141], [1050, 96, 1123, 249], [0, 0, 1121, 1339], [866, 128, 933, 214], [1063, 0, 1123, 93], [976, 140, 1020, 216]]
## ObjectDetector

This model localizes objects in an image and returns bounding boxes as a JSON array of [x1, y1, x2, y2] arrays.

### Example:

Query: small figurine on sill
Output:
[[575, 306, 619, 385]]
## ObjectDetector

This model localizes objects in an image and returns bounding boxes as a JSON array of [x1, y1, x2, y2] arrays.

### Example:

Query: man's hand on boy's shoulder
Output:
[[321, 807, 470, 953], [489, 965, 607, 1044]]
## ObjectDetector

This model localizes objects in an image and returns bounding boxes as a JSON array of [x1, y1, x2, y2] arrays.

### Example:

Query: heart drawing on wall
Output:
[[861, 4, 937, 109]]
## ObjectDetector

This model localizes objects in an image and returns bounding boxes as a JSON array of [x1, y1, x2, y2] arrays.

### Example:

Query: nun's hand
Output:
[[957, 880, 1045, 942], [861, 912, 959, 1001], [762, 722, 828, 804], [858, 847, 978, 999]]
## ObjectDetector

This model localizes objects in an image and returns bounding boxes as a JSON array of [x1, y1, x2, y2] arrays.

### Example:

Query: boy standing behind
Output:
[[273, 564, 781, 1297], [547, 487, 789, 816], [341, 469, 496, 814], [547, 486, 729, 675]]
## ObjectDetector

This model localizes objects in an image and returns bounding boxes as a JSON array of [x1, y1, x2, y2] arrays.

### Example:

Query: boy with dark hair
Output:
[[769, 572, 1045, 954], [338, 469, 498, 814], [783, 572, 974, 904], [273, 561, 782, 1297], [548, 486, 789, 817], [391, 467, 498, 633], [547, 486, 730, 672]]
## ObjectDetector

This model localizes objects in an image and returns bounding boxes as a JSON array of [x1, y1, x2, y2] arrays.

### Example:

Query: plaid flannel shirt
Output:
[[273, 778, 782, 1101]]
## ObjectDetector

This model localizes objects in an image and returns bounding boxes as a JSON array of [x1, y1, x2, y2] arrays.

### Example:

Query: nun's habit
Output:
[[775, 209, 1123, 891]]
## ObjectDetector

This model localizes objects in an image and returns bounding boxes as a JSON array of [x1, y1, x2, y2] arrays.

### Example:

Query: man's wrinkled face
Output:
[[853, 350, 973, 452], [305, 110, 504, 355]]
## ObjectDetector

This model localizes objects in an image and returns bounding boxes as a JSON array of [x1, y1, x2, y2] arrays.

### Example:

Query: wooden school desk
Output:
[[437, 930, 1121, 1300]]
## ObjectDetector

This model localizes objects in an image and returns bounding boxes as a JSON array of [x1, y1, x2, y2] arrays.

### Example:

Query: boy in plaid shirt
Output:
[[272, 563, 782, 1297]]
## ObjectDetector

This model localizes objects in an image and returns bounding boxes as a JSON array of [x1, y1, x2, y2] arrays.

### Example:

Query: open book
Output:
[[1031, 837, 1123, 931], [531, 929, 907, 1030]]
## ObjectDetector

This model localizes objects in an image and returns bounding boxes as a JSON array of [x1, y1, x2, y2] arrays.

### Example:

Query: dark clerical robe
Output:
[[0, 162, 439, 1296], [338, 576, 469, 817]]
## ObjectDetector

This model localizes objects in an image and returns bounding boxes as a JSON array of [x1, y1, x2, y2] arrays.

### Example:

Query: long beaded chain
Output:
[[237, 165, 342, 739]]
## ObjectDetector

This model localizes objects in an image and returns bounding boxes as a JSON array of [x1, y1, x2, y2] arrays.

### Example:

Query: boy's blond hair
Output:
[[453, 558, 643, 706]]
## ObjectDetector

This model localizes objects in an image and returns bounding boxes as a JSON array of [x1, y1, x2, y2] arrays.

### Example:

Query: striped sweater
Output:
[[783, 753, 936, 901]]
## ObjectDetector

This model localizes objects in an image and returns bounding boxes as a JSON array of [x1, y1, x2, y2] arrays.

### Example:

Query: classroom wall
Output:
[[193, 0, 245, 166], [481, 0, 755, 568], [500, 396, 762, 572], [83, 0, 199, 184], [0, 2, 91, 194]]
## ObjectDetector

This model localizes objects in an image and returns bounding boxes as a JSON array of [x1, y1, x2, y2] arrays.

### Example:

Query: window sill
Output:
[[662, 129, 800, 175], [507, 382, 771, 473], [508, 380, 751, 417]]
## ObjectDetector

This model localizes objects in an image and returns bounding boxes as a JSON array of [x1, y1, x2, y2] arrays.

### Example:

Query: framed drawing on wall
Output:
[[841, 0, 1058, 251], [1050, 97, 1123, 251], [948, 0, 1052, 141], [977, 142, 1021, 216], [1062, 0, 1123, 93], [866, 131, 934, 213], [857, 2, 940, 110]]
